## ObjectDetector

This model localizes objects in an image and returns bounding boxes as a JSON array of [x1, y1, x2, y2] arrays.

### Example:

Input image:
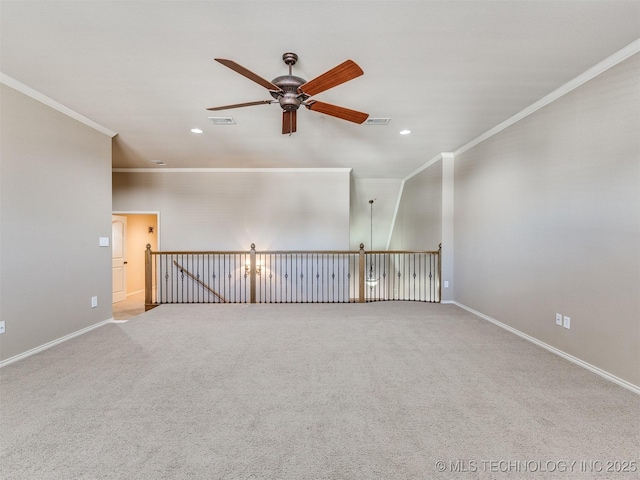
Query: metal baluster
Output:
[[315, 254, 318, 303], [157, 254, 162, 304]]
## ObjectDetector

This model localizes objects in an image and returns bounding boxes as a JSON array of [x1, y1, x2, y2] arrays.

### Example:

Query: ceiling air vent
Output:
[[364, 118, 391, 125], [208, 117, 236, 125]]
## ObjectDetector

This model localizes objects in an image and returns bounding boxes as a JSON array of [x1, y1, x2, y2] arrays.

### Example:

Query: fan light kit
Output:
[[208, 52, 369, 134]]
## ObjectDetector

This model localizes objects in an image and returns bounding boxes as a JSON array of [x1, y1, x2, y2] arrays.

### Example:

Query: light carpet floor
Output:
[[112, 291, 146, 321], [1, 302, 638, 479]]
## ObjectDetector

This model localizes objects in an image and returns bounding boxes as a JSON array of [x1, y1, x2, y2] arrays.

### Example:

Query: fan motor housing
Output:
[[270, 75, 308, 111]]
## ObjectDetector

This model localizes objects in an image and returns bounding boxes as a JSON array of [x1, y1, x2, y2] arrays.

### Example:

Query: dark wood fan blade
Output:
[[215, 58, 282, 91], [306, 101, 368, 124], [298, 60, 364, 96], [207, 100, 273, 111], [282, 110, 297, 134]]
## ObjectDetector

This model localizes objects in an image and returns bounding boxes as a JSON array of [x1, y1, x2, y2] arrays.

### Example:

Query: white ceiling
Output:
[[1, 1, 639, 179]]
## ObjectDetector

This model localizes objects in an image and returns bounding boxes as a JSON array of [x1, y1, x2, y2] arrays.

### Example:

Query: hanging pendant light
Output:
[[365, 199, 379, 287]]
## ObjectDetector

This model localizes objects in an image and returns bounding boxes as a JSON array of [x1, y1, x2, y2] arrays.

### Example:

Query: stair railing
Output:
[[145, 243, 441, 310]]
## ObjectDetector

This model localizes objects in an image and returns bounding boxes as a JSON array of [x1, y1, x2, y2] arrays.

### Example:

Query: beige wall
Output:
[[350, 177, 402, 250], [0, 84, 113, 362], [112, 170, 350, 251], [454, 54, 640, 386], [389, 161, 443, 252]]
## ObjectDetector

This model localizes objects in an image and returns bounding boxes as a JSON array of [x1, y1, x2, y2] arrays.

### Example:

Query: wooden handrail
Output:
[[150, 250, 249, 255], [173, 260, 226, 303], [365, 250, 441, 255]]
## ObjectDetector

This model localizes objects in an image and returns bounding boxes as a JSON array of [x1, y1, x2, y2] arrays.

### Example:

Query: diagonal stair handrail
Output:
[[172, 260, 227, 303]]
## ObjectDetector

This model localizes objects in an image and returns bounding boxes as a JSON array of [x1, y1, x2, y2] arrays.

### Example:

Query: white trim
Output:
[[112, 211, 161, 251], [395, 39, 640, 177], [0, 73, 117, 138], [453, 39, 640, 158], [111, 319, 130, 324], [386, 152, 449, 250], [403, 153, 443, 182], [0, 318, 114, 368], [112, 167, 353, 173], [112, 210, 161, 215], [385, 179, 405, 250], [126, 289, 145, 297], [452, 302, 640, 396]]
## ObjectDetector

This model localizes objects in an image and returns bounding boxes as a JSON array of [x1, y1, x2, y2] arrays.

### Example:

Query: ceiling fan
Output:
[[207, 52, 369, 134]]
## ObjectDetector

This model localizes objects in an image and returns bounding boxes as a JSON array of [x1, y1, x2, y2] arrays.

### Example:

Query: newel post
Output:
[[145, 243, 152, 311], [358, 243, 365, 303], [438, 243, 442, 303], [250, 243, 256, 304]]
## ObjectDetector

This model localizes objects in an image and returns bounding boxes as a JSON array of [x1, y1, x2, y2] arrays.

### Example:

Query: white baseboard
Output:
[[0, 318, 114, 368], [127, 289, 144, 297], [451, 302, 640, 396]]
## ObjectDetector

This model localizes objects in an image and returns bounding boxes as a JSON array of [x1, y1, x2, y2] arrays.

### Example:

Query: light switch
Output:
[[99, 237, 110, 247]]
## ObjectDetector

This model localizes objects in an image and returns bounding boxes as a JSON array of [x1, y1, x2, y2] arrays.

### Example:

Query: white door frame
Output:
[[112, 211, 161, 251], [112, 215, 127, 303], [112, 211, 161, 301]]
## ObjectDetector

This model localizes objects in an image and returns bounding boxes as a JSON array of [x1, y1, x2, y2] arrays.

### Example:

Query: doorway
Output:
[[112, 212, 159, 318], [112, 215, 127, 303]]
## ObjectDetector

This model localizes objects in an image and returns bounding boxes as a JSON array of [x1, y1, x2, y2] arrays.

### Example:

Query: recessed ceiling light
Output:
[[190, 128, 204, 134], [399, 129, 411, 135]]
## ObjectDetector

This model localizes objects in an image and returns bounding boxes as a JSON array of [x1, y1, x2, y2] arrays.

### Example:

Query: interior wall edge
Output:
[[0, 73, 117, 138], [453, 38, 640, 159], [0, 319, 114, 369], [385, 179, 405, 250], [452, 302, 640, 396]]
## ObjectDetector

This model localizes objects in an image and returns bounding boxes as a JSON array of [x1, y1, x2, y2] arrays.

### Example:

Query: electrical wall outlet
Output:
[[563, 316, 571, 329], [555, 313, 563, 326], [0, 321, 5, 334], [91, 296, 98, 308]]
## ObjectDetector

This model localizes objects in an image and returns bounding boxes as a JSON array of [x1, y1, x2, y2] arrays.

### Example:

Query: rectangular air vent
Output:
[[364, 118, 391, 125], [208, 117, 236, 125]]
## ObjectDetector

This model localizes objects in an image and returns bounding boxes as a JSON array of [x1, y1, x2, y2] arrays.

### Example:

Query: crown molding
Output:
[[403, 154, 443, 182], [398, 38, 640, 179], [112, 167, 353, 173], [453, 38, 640, 158], [0, 73, 117, 138]]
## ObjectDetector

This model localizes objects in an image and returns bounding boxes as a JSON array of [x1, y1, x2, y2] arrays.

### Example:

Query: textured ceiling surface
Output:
[[1, 1, 639, 178]]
